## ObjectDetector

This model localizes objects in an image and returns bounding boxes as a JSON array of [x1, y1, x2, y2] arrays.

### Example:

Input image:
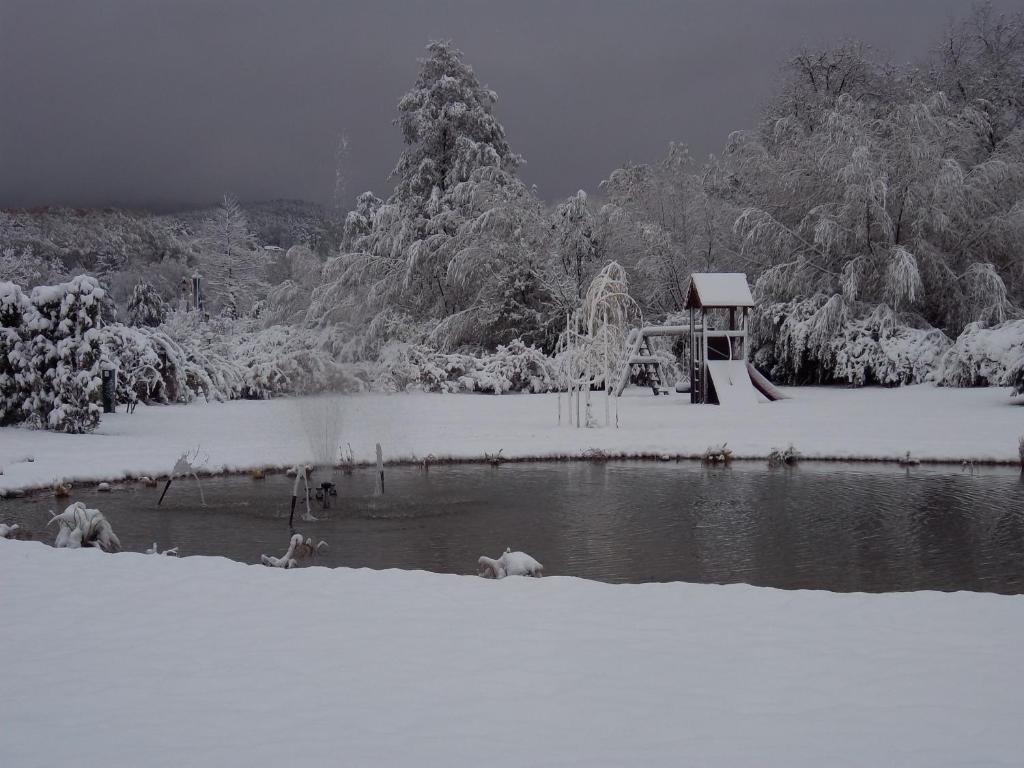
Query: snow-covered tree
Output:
[[0, 282, 33, 425], [341, 191, 382, 249], [312, 41, 548, 352], [27, 276, 105, 433], [195, 195, 266, 315], [551, 190, 601, 302], [126, 281, 168, 327]]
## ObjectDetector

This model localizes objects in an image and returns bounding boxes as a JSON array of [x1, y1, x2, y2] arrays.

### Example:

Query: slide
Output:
[[746, 362, 788, 401], [705, 360, 760, 406]]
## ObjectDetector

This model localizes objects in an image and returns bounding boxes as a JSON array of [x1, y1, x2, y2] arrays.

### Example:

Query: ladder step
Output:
[[629, 356, 661, 365]]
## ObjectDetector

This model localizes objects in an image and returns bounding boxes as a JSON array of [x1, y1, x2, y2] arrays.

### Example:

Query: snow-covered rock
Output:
[[478, 548, 544, 578]]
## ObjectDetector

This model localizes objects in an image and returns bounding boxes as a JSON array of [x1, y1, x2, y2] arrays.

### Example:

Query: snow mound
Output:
[[478, 548, 544, 578]]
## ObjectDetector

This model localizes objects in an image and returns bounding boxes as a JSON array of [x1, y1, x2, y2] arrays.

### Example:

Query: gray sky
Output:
[[0, 0, 1013, 210]]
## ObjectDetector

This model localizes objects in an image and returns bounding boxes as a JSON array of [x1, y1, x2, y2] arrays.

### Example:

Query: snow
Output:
[[1, 539, 1022, 767], [705, 360, 760, 406], [1, 385, 1021, 492], [479, 548, 544, 578], [686, 272, 755, 308]]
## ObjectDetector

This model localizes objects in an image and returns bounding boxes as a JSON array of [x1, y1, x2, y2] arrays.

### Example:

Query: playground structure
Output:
[[616, 273, 786, 405]]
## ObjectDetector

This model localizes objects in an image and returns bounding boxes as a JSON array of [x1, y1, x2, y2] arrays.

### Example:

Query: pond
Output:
[[2, 461, 1023, 593]]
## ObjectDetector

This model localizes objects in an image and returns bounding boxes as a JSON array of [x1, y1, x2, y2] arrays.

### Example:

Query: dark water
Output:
[[3, 462, 1023, 593]]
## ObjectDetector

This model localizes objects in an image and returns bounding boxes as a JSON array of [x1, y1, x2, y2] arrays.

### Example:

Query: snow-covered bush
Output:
[[374, 340, 553, 394], [938, 320, 1024, 388], [831, 308, 950, 387], [375, 342, 478, 393], [472, 339, 554, 394], [98, 324, 168, 406], [232, 325, 368, 398], [752, 297, 949, 386], [1009, 359, 1024, 397], [49, 502, 122, 552]]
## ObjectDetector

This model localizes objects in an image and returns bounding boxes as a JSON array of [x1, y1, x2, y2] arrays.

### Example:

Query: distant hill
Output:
[[0, 199, 340, 280]]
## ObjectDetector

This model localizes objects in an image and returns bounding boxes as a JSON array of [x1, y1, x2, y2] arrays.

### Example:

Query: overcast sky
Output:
[[0, 0, 1015, 210]]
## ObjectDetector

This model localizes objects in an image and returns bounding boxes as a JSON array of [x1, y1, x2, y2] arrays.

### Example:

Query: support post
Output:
[[376, 443, 384, 496]]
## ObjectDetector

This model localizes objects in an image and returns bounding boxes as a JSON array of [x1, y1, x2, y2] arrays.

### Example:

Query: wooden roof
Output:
[[684, 273, 754, 309]]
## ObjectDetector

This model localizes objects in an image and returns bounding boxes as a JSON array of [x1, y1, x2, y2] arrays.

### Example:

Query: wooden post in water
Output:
[[157, 478, 173, 506], [376, 443, 384, 496]]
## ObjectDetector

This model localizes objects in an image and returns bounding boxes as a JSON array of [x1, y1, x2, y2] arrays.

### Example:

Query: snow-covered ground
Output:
[[1, 539, 1022, 767], [1, 385, 1021, 492]]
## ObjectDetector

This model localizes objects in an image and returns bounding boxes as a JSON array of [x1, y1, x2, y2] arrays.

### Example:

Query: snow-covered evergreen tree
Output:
[[313, 40, 549, 351], [27, 276, 105, 433], [195, 195, 266, 315], [126, 281, 168, 327], [0, 282, 34, 425]]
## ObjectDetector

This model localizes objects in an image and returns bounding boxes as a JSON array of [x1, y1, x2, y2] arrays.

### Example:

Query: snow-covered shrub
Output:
[[768, 444, 800, 468], [49, 502, 122, 552], [374, 340, 553, 394], [471, 339, 554, 394], [98, 324, 167, 406], [375, 342, 477, 393], [126, 281, 167, 327], [831, 308, 950, 387], [1009, 358, 1024, 397], [752, 297, 949, 386], [938, 320, 1024, 388], [233, 325, 367, 398]]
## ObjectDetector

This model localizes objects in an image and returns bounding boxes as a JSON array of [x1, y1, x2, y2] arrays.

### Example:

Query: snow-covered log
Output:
[[145, 542, 179, 556], [260, 533, 327, 569], [0, 522, 20, 539], [478, 548, 544, 579], [49, 502, 122, 552]]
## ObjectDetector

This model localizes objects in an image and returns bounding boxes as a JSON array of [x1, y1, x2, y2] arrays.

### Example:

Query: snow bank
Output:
[[1, 539, 1022, 767], [0, 385, 1021, 493]]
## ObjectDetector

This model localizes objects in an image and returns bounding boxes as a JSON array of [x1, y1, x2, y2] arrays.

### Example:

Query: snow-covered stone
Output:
[[478, 548, 543, 578]]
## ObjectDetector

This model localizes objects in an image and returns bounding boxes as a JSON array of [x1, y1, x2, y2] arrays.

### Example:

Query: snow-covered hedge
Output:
[[938, 320, 1024, 391]]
